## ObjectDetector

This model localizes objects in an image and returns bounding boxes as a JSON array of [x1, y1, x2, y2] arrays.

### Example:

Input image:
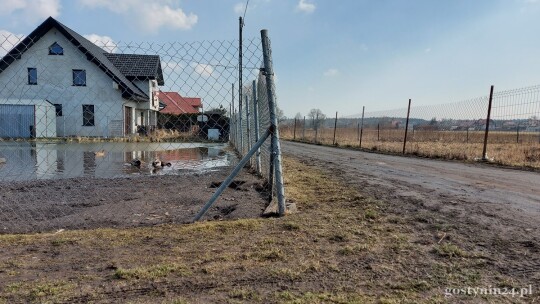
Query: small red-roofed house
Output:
[[158, 91, 201, 115], [158, 91, 202, 132]]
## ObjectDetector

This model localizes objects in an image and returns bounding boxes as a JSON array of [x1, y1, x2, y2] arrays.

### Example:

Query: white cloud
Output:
[[323, 68, 339, 77], [78, 0, 197, 33], [4, 0, 26, 13], [425, 48, 431, 53], [0, 30, 25, 57], [297, 0, 316, 13], [192, 63, 214, 78], [0, 0, 61, 22], [83, 34, 117, 53]]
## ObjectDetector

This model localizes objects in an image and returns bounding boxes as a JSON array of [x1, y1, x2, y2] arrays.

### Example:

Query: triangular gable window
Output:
[[49, 42, 64, 55]]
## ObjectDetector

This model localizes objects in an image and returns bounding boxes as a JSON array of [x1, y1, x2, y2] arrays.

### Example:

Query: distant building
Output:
[[158, 92, 202, 114]]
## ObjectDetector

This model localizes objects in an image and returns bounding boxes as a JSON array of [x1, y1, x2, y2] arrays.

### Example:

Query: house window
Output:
[[27, 68, 37, 85], [82, 105, 95, 126], [53, 104, 62, 117], [73, 69, 86, 86], [49, 42, 64, 55]]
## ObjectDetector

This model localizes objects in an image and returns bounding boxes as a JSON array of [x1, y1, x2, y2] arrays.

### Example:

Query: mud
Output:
[[0, 168, 269, 234]]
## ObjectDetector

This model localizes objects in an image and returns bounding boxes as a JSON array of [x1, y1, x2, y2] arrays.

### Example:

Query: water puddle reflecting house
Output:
[[0, 142, 233, 181]]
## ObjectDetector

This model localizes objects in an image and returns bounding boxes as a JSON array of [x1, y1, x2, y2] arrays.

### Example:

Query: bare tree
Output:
[[308, 108, 326, 129]]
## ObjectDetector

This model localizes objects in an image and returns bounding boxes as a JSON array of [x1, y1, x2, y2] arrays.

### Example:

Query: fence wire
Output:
[[283, 85, 540, 168], [0, 18, 282, 233]]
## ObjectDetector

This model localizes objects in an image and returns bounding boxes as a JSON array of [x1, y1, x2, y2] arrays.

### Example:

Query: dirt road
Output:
[[283, 141, 540, 221], [283, 141, 540, 284]]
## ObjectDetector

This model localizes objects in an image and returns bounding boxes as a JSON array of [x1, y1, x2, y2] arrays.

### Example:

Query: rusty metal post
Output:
[[482, 85, 494, 161], [332, 111, 338, 145], [403, 99, 411, 154], [517, 125, 520, 144], [466, 128, 469, 143], [359, 106, 365, 148], [377, 123, 380, 141]]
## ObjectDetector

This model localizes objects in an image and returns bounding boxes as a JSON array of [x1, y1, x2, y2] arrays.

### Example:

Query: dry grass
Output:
[[0, 157, 529, 303], [281, 126, 540, 168]]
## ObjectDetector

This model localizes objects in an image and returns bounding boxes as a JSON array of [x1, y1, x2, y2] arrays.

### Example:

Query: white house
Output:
[[0, 17, 164, 138]]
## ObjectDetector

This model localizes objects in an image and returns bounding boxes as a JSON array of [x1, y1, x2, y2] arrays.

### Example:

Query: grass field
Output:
[[0, 156, 533, 303], [280, 126, 540, 169]]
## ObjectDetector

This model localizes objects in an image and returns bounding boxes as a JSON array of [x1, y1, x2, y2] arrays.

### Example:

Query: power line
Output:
[[242, 0, 250, 26]]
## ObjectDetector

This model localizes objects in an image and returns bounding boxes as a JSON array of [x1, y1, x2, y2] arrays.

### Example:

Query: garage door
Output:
[[0, 105, 34, 138]]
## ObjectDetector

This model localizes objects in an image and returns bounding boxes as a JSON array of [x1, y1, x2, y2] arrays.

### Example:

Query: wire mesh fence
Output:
[[0, 17, 283, 233], [227, 30, 285, 216], [282, 85, 540, 168]]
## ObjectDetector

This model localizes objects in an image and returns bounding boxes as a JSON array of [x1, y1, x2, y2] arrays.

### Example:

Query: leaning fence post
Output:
[[359, 106, 365, 148], [332, 111, 338, 145], [482, 85, 494, 161], [261, 29, 286, 215], [403, 99, 412, 154]]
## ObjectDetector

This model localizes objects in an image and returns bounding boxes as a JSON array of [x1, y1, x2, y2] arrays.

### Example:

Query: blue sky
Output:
[[1, 0, 540, 117]]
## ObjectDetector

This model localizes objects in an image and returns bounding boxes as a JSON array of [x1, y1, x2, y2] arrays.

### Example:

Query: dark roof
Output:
[[104, 54, 164, 86], [0, 17, 164, 101]]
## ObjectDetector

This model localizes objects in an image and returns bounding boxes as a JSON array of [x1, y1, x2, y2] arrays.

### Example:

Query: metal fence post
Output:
[[261, 29, 286, 215], [403, 99, 412, 154], [377, 123, 380, 141], [293, 118, 297, 140], [333, 111, 338, 145], [359, 106, 365, 148], [303, 116, 306, 140], [245, 94, 251, 160], [482, 85, 494, 161], [315, 113, 319, 143], [252, 80, 261, 174]]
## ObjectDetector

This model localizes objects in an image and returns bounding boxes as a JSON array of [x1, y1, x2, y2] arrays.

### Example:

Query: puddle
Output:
[[0, 141, 234, 181]]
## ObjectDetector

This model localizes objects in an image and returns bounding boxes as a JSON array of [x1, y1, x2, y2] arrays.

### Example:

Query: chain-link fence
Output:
[[0, 17, 285, 233], [199, 29, 286, 220], [282, 85, 540, 168]]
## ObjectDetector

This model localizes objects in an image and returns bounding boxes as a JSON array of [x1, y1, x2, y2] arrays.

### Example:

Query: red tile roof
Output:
[[158, 92, 202, 115]]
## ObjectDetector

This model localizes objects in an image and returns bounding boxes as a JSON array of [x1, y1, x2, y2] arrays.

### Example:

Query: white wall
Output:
[[0, 28, 127, 137]]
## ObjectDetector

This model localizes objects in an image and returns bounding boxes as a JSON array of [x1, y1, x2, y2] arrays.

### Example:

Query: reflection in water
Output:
[[0, 142, 233, 181]]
